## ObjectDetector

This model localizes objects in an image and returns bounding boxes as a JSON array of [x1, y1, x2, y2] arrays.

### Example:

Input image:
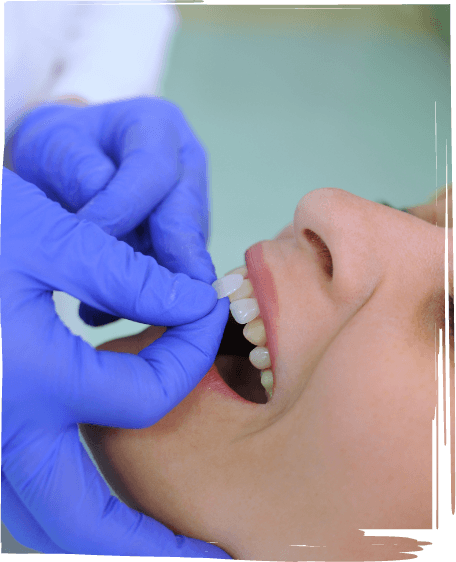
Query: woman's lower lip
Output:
[[245, 242, 279, 377], [197, 364, 254, 404]]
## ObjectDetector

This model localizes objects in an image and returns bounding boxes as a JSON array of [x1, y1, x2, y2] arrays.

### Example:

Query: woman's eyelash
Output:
[[378, 200, 410, 213]]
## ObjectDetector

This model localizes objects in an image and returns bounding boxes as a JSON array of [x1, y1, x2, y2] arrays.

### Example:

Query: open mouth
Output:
[[215, 311, 268, 404]]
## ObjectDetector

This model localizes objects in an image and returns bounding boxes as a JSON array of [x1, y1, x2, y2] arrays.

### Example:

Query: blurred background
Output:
[[2, 2, 451, 554], [54, 3, 452, 352]]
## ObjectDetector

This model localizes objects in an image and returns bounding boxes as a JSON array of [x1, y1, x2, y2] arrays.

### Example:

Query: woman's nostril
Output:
[[303, 229, 333, 278]]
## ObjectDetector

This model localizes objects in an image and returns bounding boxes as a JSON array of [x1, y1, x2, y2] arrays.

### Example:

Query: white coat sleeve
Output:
[[4, 2, 179, 140], [48, 3, 179, 104]]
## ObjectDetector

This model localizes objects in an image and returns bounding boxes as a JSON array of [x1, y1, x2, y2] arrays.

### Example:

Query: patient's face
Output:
[[82, 188, 453, 560]]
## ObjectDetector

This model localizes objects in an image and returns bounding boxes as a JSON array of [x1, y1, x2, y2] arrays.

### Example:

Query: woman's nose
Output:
[[293, 188, 383, 307]]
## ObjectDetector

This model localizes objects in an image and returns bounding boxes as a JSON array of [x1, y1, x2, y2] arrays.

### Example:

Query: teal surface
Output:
[[54, 6, 452, 349], [160, 6, 451, 279]]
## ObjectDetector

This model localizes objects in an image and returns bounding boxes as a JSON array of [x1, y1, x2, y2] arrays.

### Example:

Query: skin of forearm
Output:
[[96, 325, 166, 355]]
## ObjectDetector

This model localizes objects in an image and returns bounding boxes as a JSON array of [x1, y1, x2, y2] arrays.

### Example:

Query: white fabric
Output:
[[4, 1, 179, 139], [4, 1, 180, 346]]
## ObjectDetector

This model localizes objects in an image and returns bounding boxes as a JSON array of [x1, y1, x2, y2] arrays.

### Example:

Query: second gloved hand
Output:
[[10, 97, 213, 325], [1, 168, 231, 557]]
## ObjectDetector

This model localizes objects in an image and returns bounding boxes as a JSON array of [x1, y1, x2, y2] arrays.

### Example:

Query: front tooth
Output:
[[243, 317, 267, 346], [249, 346, 271, 370], [229, 279, 254, 302], [212, 274, 244, 299], [225, 265, 248, 278], [230, 298, 260, 324], [260, 370, 274, 399]]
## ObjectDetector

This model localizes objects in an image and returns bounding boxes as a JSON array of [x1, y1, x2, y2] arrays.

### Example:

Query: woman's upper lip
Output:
[[244, 241, 279, 382]]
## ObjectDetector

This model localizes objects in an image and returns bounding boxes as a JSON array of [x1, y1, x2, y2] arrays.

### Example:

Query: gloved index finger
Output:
[[148, 140, 215, 284], [4, 170, 218, 328]]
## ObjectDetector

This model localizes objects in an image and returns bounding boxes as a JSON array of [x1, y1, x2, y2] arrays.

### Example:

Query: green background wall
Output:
[[54, 4, 451, 352]]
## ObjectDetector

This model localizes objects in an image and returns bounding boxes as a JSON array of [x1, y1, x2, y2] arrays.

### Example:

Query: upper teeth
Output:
[[229, 278, 253, 302], [212, 267, 274, 400], [212, 273, 244, 299], [243, 318, 267, 348], [230, 298, 260, 324], [249, 346, 271, 370]]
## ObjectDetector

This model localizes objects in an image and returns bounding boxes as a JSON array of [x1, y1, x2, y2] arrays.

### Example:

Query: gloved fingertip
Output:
[[78, 302, 120, 327], [160, 247, 218, 286], [191, 279, 220, 311], [194, 262, 217, 285]]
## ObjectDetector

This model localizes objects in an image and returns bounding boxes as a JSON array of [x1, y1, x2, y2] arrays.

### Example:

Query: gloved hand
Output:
[[10, 97, 213, 326], [1, 168, 231, 557]]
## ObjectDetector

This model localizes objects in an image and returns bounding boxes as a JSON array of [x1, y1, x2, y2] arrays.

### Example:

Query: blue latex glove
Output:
[[1, 168, 231, 557], [11, 97, 214, 326]]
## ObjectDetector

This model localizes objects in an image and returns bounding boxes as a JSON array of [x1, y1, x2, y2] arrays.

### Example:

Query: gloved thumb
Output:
[[66, 298, 229, 429]]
